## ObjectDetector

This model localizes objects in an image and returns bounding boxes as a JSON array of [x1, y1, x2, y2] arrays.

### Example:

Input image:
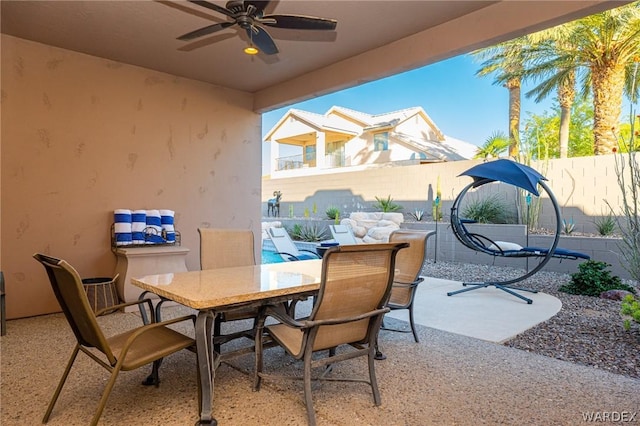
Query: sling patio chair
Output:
[[382, 229, 434, 343], [329, 224, 359, 245], [253, 242, 408, 426], [198, 228, 261, 355], [33, 253, 195, 426], [267, 227, 321, 261]]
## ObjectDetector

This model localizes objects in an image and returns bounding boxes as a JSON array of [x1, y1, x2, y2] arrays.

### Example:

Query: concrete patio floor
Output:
[[1, 284, 637, 425], [386, 277, 562, 343]]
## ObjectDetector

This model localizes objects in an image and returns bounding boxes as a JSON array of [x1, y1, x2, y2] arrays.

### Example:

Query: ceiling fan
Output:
[[178, 0, 338, 55]]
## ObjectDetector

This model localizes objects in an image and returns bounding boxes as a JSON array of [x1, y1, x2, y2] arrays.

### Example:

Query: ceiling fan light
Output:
[[244, 45, 259, 55]]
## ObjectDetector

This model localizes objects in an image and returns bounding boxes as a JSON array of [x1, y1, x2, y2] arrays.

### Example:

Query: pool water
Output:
[[261, 249, 284, 264]]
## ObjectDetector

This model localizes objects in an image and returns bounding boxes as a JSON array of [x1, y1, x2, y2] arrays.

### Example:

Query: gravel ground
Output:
[[421, 260, 640, 379]]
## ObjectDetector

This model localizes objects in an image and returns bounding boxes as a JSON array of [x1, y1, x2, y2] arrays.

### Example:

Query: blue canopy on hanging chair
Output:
[[459, 159, 546, 196]]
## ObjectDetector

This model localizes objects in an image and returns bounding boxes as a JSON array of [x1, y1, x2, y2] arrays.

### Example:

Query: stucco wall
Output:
[[1, 35, 262, 319], [271, 117, 316, 141], [396, 114, 438, 141]]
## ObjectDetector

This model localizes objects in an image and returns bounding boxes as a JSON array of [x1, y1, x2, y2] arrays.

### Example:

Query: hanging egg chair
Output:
[[448, 159, 589, 304]]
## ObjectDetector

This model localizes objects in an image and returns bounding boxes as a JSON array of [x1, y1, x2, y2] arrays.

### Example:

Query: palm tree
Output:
[[625, 57, 640, 105], [527, 4, 640, 155], [474, 131, 510, 159], [473, 37, 529, 158], [522, 24, 579, 158]]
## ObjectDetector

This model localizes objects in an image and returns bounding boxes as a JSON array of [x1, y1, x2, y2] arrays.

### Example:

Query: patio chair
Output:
[[329, 224, 358, 245], [198, 228, 259, 354], [382, 229, 434, 343], [253, 242, 408, 426], [33, 253, 195, 426], [267, 227, 321, 261]]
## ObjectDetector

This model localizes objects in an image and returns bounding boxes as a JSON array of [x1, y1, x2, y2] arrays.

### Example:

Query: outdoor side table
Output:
[[114, 246, 189, 312]]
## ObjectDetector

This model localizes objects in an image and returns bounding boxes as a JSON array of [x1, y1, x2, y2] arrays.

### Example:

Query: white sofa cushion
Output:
[[367, 225, 397, 241], [381, 213, 404, 225], [488, 241, 523, 252], [340, 212, 404, 243]]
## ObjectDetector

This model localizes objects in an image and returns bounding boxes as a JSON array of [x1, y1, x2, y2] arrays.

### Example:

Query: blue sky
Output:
[[261, 53, 555, 175]]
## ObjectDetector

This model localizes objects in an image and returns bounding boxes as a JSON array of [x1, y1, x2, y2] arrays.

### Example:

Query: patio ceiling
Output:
[[1, 1, 628, 112]]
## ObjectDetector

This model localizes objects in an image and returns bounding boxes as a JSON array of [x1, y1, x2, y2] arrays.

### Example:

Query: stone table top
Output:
[[131, 259, 323, 310]]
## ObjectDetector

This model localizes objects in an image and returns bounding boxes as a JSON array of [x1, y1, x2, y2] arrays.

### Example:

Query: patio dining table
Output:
[[131, 259, 323, 426]]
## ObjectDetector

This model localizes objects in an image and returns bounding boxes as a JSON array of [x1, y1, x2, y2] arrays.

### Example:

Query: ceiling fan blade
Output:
[[247, 26, 278, 55], [178, 21, 235, 41], [188, 0, 235, 18], [260, 14, 337, 30]]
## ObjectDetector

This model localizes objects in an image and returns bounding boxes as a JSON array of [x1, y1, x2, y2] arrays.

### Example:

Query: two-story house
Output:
[[265, 106, 478, 177]]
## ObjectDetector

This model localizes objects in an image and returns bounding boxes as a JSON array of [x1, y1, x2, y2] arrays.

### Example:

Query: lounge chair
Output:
[[253, 242, 408, 426], [329, 224, 358, 245], [267, 227, 321, 261]]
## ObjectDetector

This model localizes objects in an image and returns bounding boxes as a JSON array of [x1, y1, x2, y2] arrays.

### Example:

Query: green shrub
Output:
[[289, 223, 327, 242], [461, 194, 512, 224], [621, 295, 640, 331], [290, 224, 303, 239], [593, 214, 616, 236], [562, 218, 576, 235], [373, 195, 403, 212], [325, 206, 340, 220], [559, 260, 637, 297]]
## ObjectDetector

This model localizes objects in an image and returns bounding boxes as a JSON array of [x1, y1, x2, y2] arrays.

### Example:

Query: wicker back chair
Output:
[[198, 228, 259, 352], [33, 253, 195, 426], [385, 229, 434, 342], [254, 242, 408, 426]]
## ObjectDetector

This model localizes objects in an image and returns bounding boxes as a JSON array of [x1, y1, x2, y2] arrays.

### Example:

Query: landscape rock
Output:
[[422, 260, 640, 379], [600, 289, 634, 301]]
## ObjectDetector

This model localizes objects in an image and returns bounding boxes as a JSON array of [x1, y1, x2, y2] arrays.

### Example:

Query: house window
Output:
[[304, 145, 316, 167], [374, 132, 389, 151], [326, 141, 345, 167]]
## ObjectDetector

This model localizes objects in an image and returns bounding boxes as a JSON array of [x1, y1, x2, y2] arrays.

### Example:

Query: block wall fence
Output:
[[262, 155, 636, 280]]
